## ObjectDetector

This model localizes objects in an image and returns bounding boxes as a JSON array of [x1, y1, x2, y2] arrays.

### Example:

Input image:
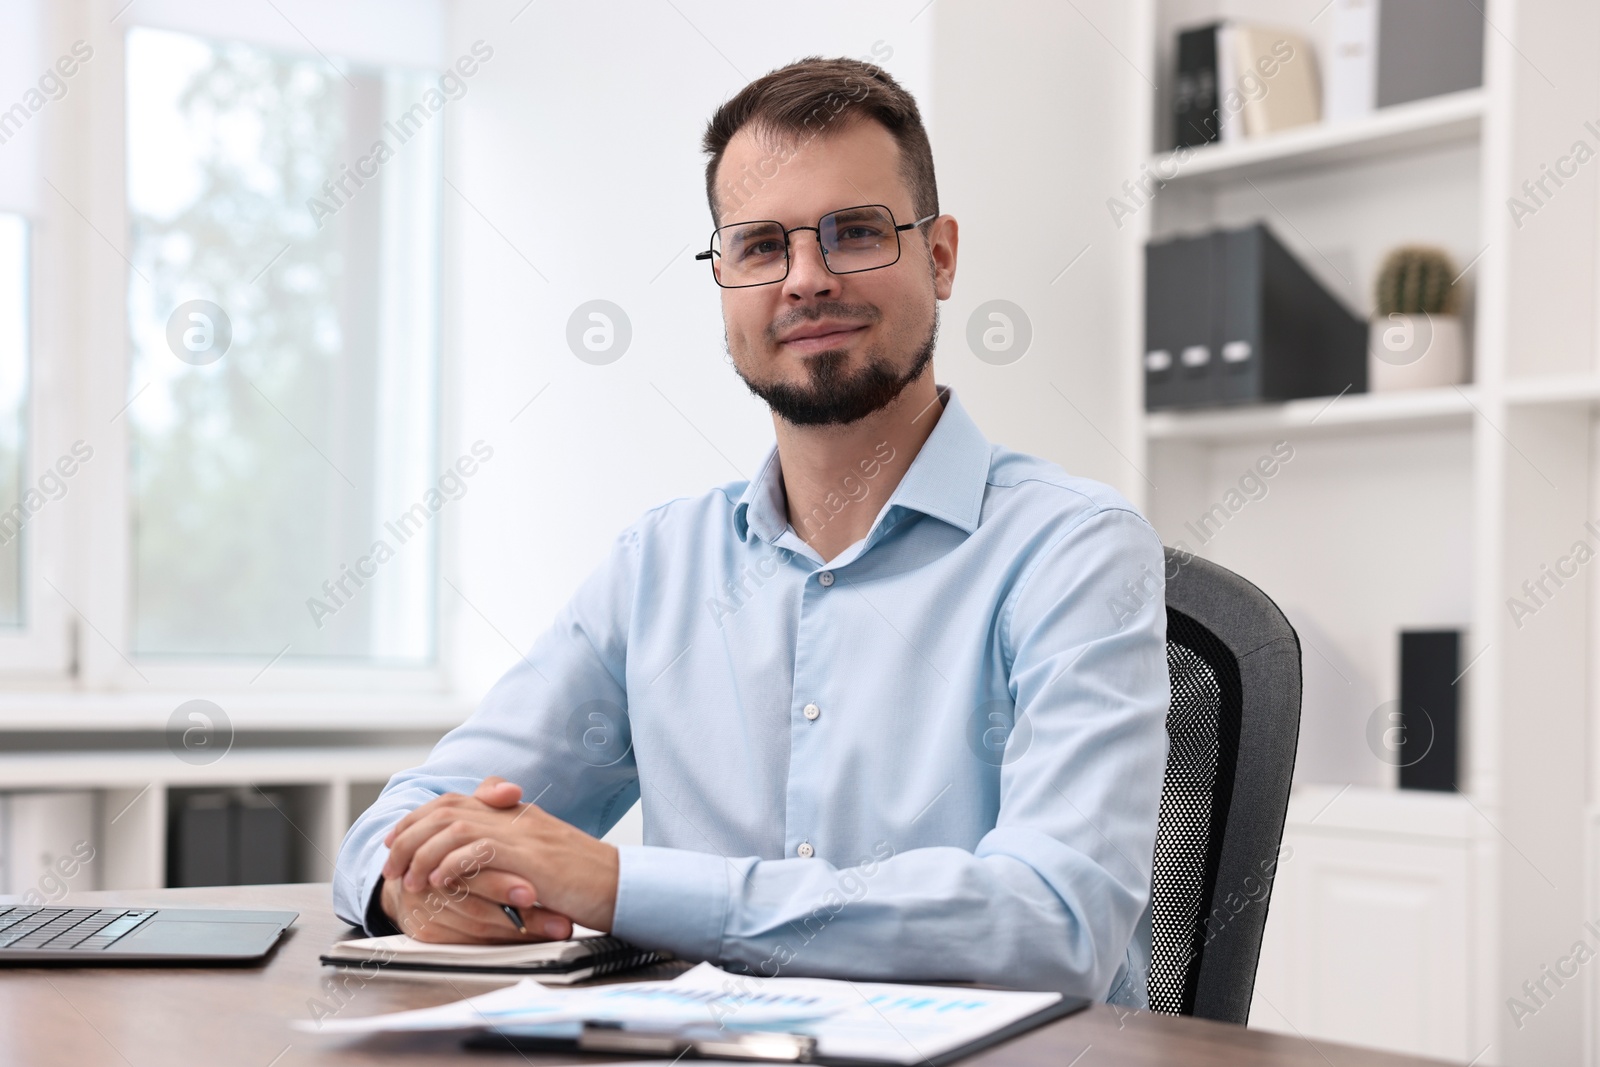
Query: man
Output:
[[334, 55, 1170, 1007]]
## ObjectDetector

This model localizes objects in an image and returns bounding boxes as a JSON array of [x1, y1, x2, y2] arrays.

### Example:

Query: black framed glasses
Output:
[[694, 204, 937, 288]]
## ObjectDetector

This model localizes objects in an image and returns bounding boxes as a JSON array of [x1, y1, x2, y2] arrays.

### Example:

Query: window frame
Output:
[[0, 213, 74, 678], [5, 0, 466, 715]]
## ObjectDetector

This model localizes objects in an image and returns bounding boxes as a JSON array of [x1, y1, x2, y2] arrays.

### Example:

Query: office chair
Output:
[[1146, 547, 1302, 1023]]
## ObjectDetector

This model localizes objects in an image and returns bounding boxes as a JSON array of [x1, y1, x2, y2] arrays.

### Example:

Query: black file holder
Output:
[[1144, 222, 1366, 411]]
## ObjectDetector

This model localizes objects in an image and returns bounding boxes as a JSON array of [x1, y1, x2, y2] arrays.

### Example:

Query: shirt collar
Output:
[[732, 385, 992, 546]]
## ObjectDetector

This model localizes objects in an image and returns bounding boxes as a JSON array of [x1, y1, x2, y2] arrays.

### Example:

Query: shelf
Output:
[[1148, 89, 1485, 188], [1503, 374, 1600, 406], [1144, 385, 1478, 442], [1284, 784, 1473, 843], [0, 690, 474, 732], [0, 748, 431, 892], [0, 745, 434, 789]]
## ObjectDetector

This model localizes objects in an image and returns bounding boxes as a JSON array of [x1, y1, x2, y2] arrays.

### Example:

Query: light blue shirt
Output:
[[334, 386, 1170, 1006]]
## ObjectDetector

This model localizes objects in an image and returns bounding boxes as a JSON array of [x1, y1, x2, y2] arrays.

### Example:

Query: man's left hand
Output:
[[381, 776, 620, 932]]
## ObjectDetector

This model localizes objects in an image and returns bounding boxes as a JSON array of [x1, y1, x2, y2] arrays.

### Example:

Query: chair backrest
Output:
[[1146, 547, 1302, 1024]]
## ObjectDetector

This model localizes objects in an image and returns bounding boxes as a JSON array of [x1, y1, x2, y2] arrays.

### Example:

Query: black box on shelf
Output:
[[1397, 630, 1461, 792], [1144, 222, 1367, 411], [167, 788, 294, 887], [1376, 0, 1485, 108]]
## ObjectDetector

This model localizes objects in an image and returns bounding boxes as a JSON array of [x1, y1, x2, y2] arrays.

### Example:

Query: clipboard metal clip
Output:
[[577, 1020, 818, 1062]]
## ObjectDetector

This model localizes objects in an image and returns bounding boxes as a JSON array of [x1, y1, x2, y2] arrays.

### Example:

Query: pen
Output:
[[577, 1021, 817, 1060], [500, 903, 527, 934]]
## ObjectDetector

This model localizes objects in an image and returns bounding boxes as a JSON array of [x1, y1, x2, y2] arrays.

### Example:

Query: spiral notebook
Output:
[[320, 928, 669, 985]]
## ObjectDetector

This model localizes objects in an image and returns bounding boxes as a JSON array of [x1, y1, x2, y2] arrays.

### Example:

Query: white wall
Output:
[[927, 0, 1146, 500], [443, 0, 1143, 708], [0, 0, 46, 214]]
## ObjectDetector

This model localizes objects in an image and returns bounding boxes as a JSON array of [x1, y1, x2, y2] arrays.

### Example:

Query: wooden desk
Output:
[[0, 884, 1451, 1066]]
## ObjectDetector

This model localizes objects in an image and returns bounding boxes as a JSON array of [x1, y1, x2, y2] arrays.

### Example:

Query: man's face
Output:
[[713, 118, 950, 426]]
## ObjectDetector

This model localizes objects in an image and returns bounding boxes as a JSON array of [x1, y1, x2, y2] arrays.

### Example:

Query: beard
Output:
[[733, 308, 939, 427]]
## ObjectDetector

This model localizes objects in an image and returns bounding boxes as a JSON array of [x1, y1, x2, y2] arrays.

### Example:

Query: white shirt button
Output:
[[818, 571, 834, 586], [797, 841, 814, 858], [803, 702, 820, 721]]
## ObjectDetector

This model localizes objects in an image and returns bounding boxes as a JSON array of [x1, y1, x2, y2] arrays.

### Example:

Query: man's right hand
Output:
[[378, 777, 576, 943], [379, 864, 573, 942]]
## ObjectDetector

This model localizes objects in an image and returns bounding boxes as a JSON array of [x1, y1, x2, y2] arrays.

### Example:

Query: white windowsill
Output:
[[0, 689, 476, 732]]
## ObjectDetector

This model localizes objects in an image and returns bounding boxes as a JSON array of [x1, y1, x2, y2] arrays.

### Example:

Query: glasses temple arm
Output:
[[895, 213, 939, 232]]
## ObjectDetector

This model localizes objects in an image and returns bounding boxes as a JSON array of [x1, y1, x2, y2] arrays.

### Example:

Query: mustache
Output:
[[768, 302, 879, 344]]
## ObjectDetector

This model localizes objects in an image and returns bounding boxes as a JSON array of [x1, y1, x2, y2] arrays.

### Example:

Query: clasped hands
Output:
[[378, 775, 619, 944]]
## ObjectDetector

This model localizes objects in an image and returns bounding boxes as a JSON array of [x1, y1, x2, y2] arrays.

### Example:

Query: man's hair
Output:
[[700, 56, 938, 228]]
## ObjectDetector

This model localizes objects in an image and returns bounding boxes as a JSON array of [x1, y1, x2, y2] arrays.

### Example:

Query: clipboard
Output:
[[463, 993, 1092, 1065]]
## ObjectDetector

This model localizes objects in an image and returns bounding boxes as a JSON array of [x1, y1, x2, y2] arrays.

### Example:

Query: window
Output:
[[0, 215, 25, 629], [124, 27, 440, 665]]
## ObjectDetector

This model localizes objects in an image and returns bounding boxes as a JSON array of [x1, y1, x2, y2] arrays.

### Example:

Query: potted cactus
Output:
[[1368, 245, 1468, 391]]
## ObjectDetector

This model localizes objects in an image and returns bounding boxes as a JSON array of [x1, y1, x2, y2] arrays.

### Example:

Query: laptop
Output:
[[0, 904, 297, 962]]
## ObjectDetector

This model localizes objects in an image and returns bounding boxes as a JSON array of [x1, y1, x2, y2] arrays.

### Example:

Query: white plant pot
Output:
[[1367, 313, 1467, 391]]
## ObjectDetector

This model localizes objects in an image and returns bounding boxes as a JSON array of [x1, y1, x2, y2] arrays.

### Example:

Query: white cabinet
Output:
[[1249, 785, 1474, 1062]]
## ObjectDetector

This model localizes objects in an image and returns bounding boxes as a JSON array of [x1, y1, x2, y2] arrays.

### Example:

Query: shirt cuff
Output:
[[610, 844, 730, 962], [364, 878, 401, 936], [355, 846, 401, 936]]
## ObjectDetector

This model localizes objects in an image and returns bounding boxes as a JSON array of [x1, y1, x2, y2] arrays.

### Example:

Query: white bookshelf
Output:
[[1126, 3, 1600, 1064], [0, 693, 465, 896], [0, 746, 431, 893]]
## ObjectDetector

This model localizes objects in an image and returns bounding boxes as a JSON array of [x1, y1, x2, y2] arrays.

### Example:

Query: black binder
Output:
[[1172, 23, 1222, 148], [168, 788, 294, 887], [170, 792, 231, 888], [1143, 231, 1217, 410], [236, 791, 292, 886], [464, 992, 1091, 1064], [1145, 222, 1366, 410]]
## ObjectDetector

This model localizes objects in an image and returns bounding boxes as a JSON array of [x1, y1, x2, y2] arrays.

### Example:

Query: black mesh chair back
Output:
[[1146, 548, 1302, 1023]]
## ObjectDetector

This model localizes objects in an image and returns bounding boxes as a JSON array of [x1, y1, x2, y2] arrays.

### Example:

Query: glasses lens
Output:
[[820, 206, 898, 272], [713, 221, 787, 286]]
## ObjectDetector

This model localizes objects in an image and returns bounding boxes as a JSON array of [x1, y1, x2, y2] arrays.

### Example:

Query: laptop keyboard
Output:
[[0, 906, 157, 951]]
